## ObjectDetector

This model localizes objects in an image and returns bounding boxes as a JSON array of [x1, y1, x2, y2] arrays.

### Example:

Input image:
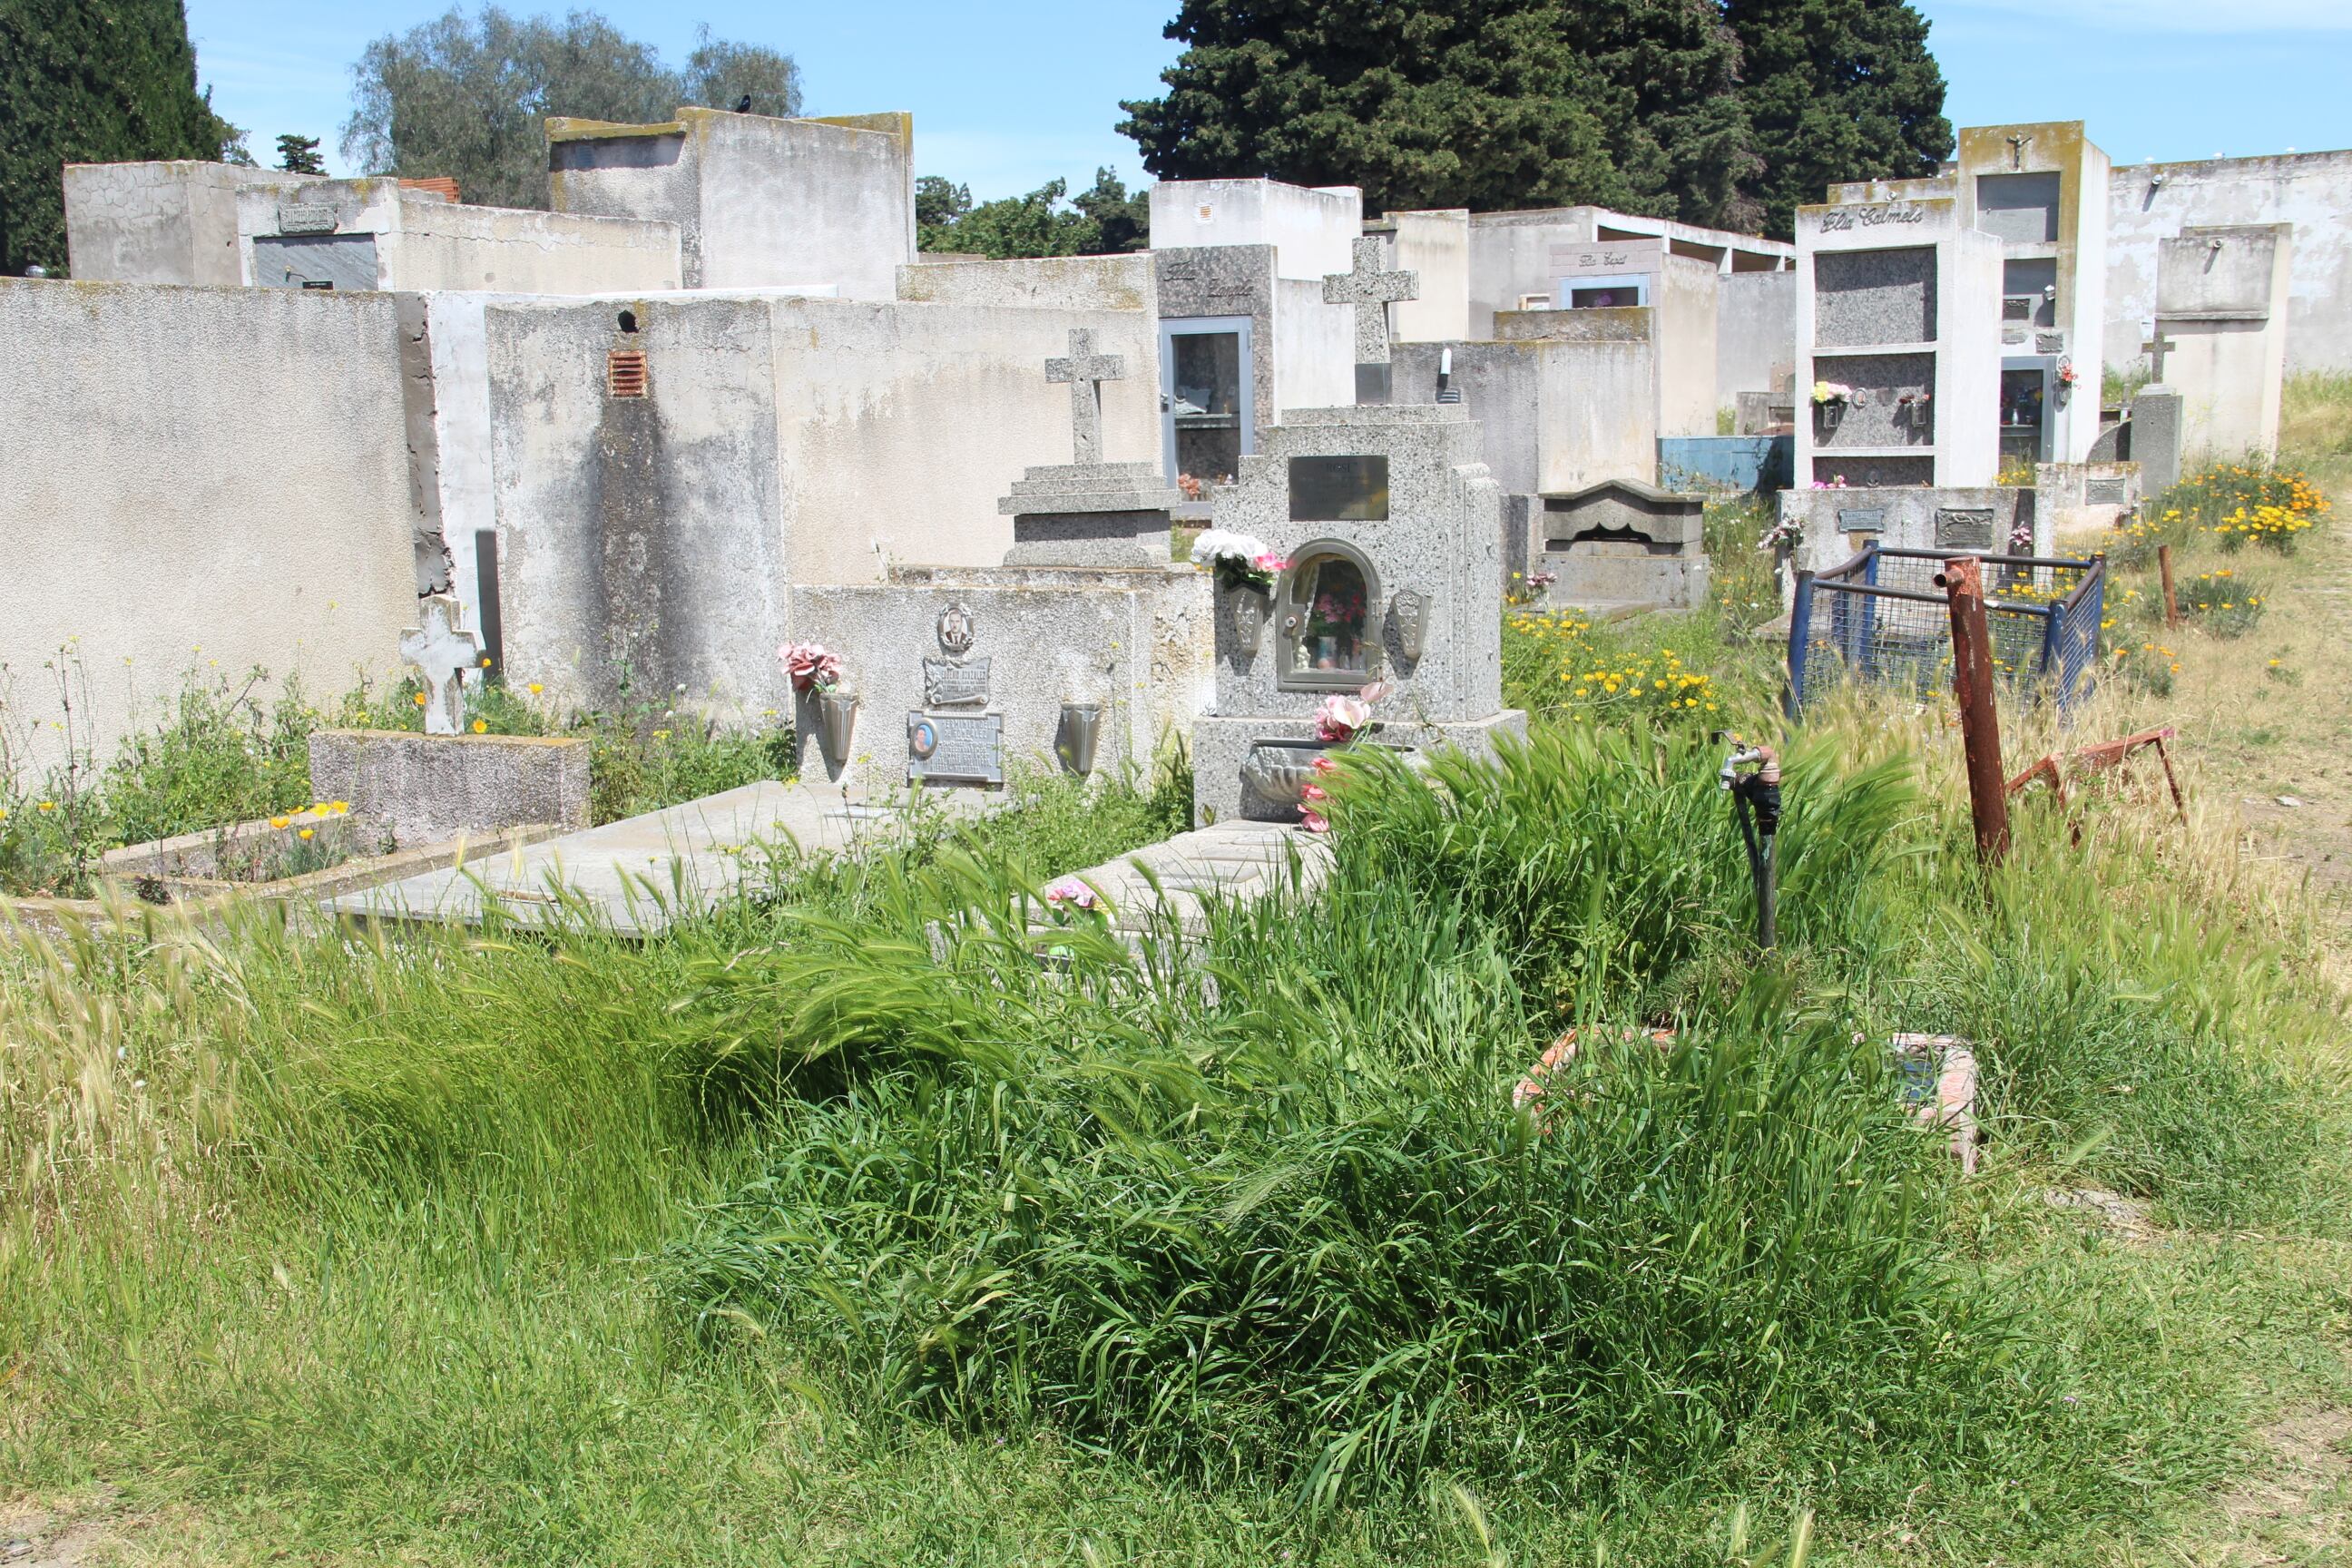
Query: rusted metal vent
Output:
[[606, 349, 649, 398]]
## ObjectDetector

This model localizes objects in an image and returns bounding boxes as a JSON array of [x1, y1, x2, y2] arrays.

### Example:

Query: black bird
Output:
[[734, 93, 752, 113]]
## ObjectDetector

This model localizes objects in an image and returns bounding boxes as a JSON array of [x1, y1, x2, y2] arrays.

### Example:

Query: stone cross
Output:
[[399, 593, 483, 736], [2006, 132, 2033, 172], [1044, 328, 1125, 465], [1323, 236, 1419, 367], [2141, 325, 2178, 383]]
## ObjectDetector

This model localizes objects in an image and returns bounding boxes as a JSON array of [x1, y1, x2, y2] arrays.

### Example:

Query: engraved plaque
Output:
[[278, 204, 338, 234], [922, 657, 990, 707], [1934, 508, 1998, 551], [907, 712, 1004, 786], [2002, 297, 2034, 321], [2002, 328, 2028, 346], [1289, 456, 1390, 521], [2085, 477, 2127, 506], [2036, 331, 2065, 354], [1838, 507, 1886, 534]]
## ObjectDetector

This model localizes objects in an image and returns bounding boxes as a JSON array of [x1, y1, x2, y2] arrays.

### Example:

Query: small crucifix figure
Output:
[[1044, 328, 1125, 465], [399, 593, 483, 736], [2142, 325, 2178, 384], [2006, 132, 2033, 172], [1323, 236, 1418, 404]]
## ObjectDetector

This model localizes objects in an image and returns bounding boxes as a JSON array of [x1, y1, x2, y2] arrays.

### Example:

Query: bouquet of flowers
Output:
[[1761, 517, 1803, 551], [1810, 380, 1854, 407], [1191, 528, 1289, 592], [2055, 358, 2080, 388], [1041, 875, 1105, 922], [779, 641, 843, 695]]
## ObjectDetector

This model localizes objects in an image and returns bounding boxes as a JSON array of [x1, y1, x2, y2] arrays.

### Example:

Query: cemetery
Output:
[[3, 44, 2352, 1568]]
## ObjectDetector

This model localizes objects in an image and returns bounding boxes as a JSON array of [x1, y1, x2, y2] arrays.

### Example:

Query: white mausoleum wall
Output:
[[64, 162, 313, 285], [2105, 150, 2352, 375], [894, 253, 1155, 312], [0, 280, 416, 772], [1147, 179, 1363, 281], [1718, 268, 1796, 402], [1272, 278, 1358, 414]]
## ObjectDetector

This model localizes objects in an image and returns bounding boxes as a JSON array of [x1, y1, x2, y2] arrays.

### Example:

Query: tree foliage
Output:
[[342, 6, 801, 212], [1723, 0, 1952, 240], [1120, 0, 1949, 238], [916, 168, 1149, 260], [0, 0, 240, 274], [275, 133, 325, 175]]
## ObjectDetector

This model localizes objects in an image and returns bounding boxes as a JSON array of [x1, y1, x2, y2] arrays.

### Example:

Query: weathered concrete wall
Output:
[[1147, 179, 1362, 281], [2105, 149, 2352, 375], [1465, 206, 1793, 339], [1388, 209, 1470, 342], [2162, 223, 2293, 460], [0, 280, 415, 772], [1272, 278, 1357, 414], [894, 253, 1154, 312], [1718, 268, 1795, 403], [1396, 313, 1658, 494], [1657, 253, 1720, 438], [549, 109, 914, 298], [64, 162, 313, 284], [485, 291, 1162, 716]]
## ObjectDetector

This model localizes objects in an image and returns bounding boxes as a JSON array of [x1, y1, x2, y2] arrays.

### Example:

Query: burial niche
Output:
[[1278, 542, 1380, 691]]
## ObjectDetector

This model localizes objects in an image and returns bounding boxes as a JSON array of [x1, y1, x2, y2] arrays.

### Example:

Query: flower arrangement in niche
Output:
[[2055, 358, 2080, 388], [779, 642, 843, 695], [1191, 528, 1289, 591], [1810, 380, 1853, 407]]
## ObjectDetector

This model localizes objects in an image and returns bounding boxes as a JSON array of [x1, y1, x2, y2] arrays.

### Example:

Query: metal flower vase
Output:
[[814, 691, 859, 768], [1056, 701, 1102, 775]]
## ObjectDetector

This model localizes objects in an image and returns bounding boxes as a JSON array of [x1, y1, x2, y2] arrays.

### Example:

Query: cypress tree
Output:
[[0, 0, 235, 274]]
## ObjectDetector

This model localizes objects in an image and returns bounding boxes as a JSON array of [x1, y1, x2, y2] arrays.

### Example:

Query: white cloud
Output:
[[1929, 0, 2352, 31]]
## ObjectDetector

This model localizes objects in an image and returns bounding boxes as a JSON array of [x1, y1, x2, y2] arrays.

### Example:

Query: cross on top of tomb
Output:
[[2006, 132, 2034, 171], [399, 593, 483, 736], [2142, 326, 2178, 383], [1324, 237, 1418, 368], [1044, 328, 1125, 465]]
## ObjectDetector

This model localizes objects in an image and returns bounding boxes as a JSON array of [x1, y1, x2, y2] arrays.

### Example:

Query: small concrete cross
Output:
[[399, 593, 482, 736], [1324, 237, 1418, 367], [2141, 326, 2178, 383], [1044, 328, 1125, 465]]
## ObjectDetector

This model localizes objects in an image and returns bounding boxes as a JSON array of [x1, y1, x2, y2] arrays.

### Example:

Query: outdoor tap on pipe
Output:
[[1719, 742, 1782, 947]]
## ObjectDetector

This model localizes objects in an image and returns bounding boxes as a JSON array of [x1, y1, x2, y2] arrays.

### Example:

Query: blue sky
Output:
[[185, 0, 2352, 200]]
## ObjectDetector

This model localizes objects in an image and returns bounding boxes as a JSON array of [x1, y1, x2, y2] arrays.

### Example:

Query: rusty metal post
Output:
[[2157, 543, 2181, 629], [1939, 555, 2011, 865]]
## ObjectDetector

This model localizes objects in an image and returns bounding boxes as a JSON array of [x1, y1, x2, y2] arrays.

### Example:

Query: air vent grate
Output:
[[606, 349, 649, 398]]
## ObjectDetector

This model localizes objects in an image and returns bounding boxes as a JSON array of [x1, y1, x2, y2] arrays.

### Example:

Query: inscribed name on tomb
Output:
[[922, 657, 990, 708], [1289, 456, 1390, 522], [2085, 477, 2127, 506], [907, 712, 1004, 786], [1934, 508, 1998, 552], [1838, 507, 1886, 534]]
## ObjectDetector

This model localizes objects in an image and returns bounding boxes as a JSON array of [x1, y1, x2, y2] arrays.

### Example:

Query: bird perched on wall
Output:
[[734, 93, 753, 113]]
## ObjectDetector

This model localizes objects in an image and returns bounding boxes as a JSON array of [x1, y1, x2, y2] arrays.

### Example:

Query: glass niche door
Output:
[[1999, 359, 2053, 466], [1161, 317, 1255, 493]]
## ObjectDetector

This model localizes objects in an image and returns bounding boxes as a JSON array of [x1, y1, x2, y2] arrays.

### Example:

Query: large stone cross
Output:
[[1324, 237, 1418, 367], [399, 593, 483, 736], [1045, 328, 1125, 465], [2142, 325, 2178, 383]]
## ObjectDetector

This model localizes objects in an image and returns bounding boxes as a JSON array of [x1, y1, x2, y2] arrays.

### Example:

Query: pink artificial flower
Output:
[[1315, 693, 1371, 742], [1250, 551, 1289, 576], [1309, 754, 1339, 776], [1299, 782, 1328, 804], [1042, 876, 1100, 912], [1299, 808, 1330, 835], [779, 641, 841, 694], [1357, 678, 1394, 704]]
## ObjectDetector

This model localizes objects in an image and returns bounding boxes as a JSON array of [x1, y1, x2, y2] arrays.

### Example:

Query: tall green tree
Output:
[[1118, 0, 1760, 228], [342, 6, 800, 212], [0, 0, 240, 274], [1721, 0, 1951, 240], [916, 168, 1149, 260], [275, 133, 325, 175]]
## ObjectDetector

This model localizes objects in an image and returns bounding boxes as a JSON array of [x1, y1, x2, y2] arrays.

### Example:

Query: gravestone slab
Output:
[[908, 711, 1005, 786], [1813, 246, 1937, 347], [1934, 507, 1998, 551], [923, 657, 990, 707]]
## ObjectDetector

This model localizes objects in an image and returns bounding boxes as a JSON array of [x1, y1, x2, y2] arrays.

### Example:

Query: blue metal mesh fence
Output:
[[1788, 544, 2105, 720]]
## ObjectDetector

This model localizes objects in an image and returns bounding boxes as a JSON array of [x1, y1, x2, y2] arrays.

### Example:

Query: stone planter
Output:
[[1056, 701, 1102, 776], [814, 691, 859, 768]]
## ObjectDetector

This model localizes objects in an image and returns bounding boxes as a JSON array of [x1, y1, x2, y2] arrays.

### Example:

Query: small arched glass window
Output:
[[1278, 542, 1380, 691]]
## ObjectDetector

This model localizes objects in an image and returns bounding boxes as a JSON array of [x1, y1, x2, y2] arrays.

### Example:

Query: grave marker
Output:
[[1044, 328, 1125, 465], [1322, 237, 1418, 404], [398, 593, 483, 736]]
